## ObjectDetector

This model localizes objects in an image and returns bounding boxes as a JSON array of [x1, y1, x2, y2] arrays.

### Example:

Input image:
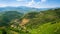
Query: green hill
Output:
[[0, 8, 60, 34], [24, 8, 60, 29]]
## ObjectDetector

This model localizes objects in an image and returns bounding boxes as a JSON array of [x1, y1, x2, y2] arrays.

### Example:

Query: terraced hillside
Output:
[[0, 8, 60, 34]]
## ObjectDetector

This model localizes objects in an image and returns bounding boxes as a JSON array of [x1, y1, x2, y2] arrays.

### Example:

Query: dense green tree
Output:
[[0, 11, 23, 27]]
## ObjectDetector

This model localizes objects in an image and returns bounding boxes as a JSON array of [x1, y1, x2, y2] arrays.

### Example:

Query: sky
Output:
[[0, 0, 60, 8]]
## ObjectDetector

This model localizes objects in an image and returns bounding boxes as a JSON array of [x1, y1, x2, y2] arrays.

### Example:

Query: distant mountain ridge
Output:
[[0, 6, 50, 13]]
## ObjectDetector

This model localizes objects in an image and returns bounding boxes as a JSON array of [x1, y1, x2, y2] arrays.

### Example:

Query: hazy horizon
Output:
[[0, 0, 60, 8]]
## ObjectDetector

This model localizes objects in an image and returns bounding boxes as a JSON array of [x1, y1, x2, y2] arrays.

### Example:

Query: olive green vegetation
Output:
[[0, 8, 60, 34]]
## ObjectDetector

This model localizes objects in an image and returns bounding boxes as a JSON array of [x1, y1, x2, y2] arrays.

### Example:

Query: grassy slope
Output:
[[0, 22, 59, 34], [28, 22, 60, 34]]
